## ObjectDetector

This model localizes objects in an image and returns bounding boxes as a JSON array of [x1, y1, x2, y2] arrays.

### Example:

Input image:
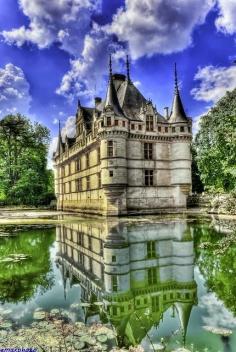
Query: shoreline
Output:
[[0, 208, 236, 225]]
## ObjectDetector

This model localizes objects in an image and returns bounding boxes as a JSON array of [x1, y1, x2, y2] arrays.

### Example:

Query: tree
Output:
[[194, 89, 236, 192], [0, 114, 55, 205]]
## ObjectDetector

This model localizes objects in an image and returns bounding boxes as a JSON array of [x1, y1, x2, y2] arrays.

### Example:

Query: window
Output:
[[180, 126, 184, 132], [122, 121, 126, 127], [76, 178, 82, 192], [76, 157, 81, 171], [98, 172, 101, 188], [172, 127, 176, 133], [165, 127, 168, 133], [112, 255, 116, 262], [115, 120, 119, 126], [86, 176, 90, 190], [88, 236, 92, 250], [146, 115, 154, 131], [86, 153, 90, 168], [112, 275, 118, 292], [131, 124, 135, 130], [188, 126, 191, 133], [148, 267, 157, 285], [139, 125, 142, 131], [152, 296, 159, 312], [158, 126, 161, 132], [78, 232, 84, 246], [147, 241, 156, 258], [144, 143, 153, 160], [68, 181, 71, 193], [145, 170, 154, 186], [107, 141, 114, 157], [89, 258, 93, 272], [61, 166, 65, 177], [97, 148, 100, 163], [109, 170, 113, 177], [107, 117, 111, 126]]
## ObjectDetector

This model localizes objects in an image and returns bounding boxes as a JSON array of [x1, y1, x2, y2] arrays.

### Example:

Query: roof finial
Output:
[[77, 98, 81, 108], [58, 119, 61, 135], [109, 54, 112, 77], [126, 54, 131, 82], [174, 62, 179, 94]]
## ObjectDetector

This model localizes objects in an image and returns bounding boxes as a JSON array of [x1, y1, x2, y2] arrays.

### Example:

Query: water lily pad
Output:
[[2, 309, 12, 315], [79, 303, 91, 308], [74, 341, 86, 350], [33, 310, 46, 320], [0, 321, 13, 329], [96, 334, 108, 343], [70, 303, 81, 310], [203, 325, 232, 336], [50, 308, 60, 316]]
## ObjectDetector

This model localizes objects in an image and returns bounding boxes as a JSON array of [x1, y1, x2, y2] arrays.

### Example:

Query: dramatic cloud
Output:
[[200, 292, 236, 329], [0, 63, 31, 117], [215, 0, 236, 34], [191, 65, 236, 103], [107, 0, 215, 59], [61, 116, 76, 139], [56, 25, 125, 102], [1, 0, 101, 56]]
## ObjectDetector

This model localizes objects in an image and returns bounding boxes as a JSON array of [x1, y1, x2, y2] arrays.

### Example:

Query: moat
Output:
[[0, 214, 236, 351]]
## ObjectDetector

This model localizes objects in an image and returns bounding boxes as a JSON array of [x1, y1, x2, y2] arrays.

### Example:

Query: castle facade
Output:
[[53, 58, 192, 216]]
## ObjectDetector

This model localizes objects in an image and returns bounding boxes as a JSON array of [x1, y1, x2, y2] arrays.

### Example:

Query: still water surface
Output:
[[0, 216, 236, 351]]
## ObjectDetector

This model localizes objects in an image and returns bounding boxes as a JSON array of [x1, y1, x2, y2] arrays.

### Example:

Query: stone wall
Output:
[[187, 193, 236, 215]]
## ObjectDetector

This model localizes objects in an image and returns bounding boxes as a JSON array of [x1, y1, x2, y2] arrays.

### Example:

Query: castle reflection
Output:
[[55, 218, 197, 346]]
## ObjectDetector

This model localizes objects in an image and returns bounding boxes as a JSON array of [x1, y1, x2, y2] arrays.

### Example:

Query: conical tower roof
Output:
[[169, 63, 188, 123], [104, 55, 124, 116], [175, 302, 193, 345], [54, 120, 64, 157]]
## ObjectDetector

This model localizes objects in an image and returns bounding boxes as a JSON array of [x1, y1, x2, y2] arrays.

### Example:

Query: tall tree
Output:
[[0, 114, 54, 205], [194, 89, 236, 192]]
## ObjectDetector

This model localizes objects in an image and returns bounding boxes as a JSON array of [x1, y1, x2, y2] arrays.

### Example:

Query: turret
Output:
[[175, 302, 193, 345], [169, 63, 188, 124], [169, 64, 192, 205]]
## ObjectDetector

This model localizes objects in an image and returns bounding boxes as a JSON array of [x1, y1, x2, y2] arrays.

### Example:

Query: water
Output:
[[0, 216, 236, 351]]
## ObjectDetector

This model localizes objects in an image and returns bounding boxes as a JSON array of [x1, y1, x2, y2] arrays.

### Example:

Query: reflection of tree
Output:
[[193, 222, 236, 315], [0, 227, 55, 303]]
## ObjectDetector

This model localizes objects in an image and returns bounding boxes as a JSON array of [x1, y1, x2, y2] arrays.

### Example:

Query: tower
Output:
[[169, 63, 192, 207], [98, 55, 128, 215]]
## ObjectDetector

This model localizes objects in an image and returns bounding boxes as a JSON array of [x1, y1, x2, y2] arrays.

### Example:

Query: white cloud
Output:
[[0, 63, 31, 118], [200, 292, 236, 329], [48, 136, 58, 169], [53, 118, 59, 124], [61, 116, 76, 139], [107, 0, 215, 59], [48, 116, 76, 168], [56, 24, 125, 102], [191, 65, 236, 103], [215, 0, 236, 34], [1, 0, 101, 56]]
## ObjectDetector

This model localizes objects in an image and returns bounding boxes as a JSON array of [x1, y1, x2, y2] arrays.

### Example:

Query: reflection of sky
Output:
[[0, 221, 236, 352]]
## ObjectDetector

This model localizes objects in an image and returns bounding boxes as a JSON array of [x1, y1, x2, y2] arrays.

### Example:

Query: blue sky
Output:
[[0, 0, 235, 156]]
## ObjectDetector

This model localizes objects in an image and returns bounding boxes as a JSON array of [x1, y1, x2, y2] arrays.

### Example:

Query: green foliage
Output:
[[0, 227, 55, 303], [0, 114, 55, 205], [194, 89, 236, 192], [194, 223, 236, 315]]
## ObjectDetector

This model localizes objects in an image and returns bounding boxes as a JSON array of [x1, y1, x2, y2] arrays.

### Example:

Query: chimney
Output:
[[95, 97, 102, 107], [164, 107, 169, 119]]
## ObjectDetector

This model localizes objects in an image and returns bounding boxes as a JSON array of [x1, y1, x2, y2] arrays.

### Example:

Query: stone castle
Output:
[[53, 57, 192, 216]]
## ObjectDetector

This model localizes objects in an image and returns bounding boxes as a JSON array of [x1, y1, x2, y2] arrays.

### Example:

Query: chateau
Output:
[[53, 57, 192, 216]]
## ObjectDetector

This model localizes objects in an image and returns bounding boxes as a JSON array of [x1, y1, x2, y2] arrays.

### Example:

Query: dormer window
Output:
[[180, 126, 184, 132], [172, 127, 176, 133], [122, 121, 126, 127], [131, 124, 135, 130], [115, 120, 119, 126], [107, 117, 111, 126], [146, 115, 154, 131]]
